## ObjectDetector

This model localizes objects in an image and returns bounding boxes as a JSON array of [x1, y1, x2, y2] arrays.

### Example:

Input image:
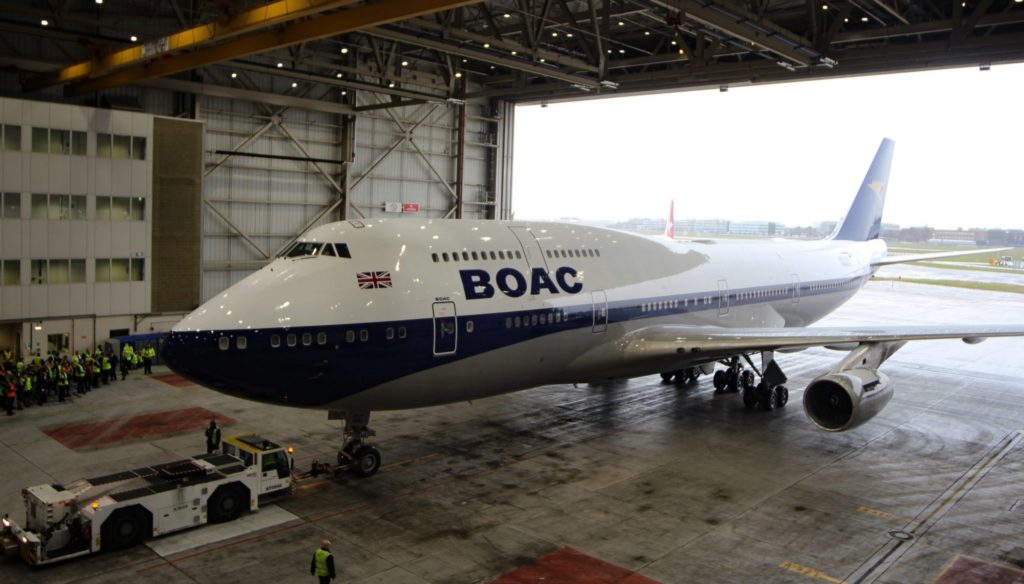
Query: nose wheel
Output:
[[330, 411, 382, 478]]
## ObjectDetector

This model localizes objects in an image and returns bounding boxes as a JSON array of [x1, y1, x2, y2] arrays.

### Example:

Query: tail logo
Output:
[[867, 180, 885, 196]]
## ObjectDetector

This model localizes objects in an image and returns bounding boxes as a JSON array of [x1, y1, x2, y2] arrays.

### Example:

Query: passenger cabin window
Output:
[[218, 337, 229, 351], [317, 332, 327, 345], [271, 335, 281, 348], [302, 333, 312, 346], [236, 336, 247, 350]]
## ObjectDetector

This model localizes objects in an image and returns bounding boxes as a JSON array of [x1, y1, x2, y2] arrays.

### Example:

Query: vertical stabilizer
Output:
[[832, 138, 895, 241], [664, 200, 675, 239]]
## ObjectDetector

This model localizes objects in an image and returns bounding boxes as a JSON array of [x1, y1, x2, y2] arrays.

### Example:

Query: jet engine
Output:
[[803, 369, 893, 432], [802, 340, 905, 432]]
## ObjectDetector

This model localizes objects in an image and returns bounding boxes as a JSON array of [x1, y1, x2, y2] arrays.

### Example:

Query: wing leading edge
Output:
[[619, 324, 1024, 364]]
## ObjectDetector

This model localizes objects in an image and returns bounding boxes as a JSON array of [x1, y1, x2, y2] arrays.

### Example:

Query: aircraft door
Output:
[[791, 274, 801, 304], [718, 280, 729, 316], [432, 301, 458, 356], [592, 291, 608, 333], [509, 227, 549, 271]]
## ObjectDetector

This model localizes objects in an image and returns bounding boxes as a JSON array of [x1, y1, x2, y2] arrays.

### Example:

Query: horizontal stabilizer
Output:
[[872, 247, 1011, 267]]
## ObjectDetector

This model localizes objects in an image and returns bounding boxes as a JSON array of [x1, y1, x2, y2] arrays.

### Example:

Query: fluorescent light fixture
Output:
[[276, 62, 283, 68], [454, 72, 462, 78], [41, 19, 49, 26], [401, 60, 408, 66], [130, 35, 137, 42], [336, 72, 343, 78], [231, 72, 238, 78], [291, 82, 298, 88], [340, 47, 349, 54]]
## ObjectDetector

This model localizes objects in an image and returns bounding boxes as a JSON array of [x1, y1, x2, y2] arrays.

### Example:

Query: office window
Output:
[[130, 258, 144, 282], [2, 260, 19, 286], [131, 197, 145, 221], [96, 196, 111, 220], [2, 193, 19, 218], [48, 194, 69, 220], [31, 194, 47, 219], [49, 129, 69, 154], [111, 197, 130, 220], [95, 259, 111, 282], [132, 136, 146, 160], [96, 133, 112, 158], [47, 260, 69, 284], [112, 134, 131, 159], [71, 131, 87, 156], [31, 127, 48, 153], [70, 260, 85, 283], [69, 195, 86, 220], [111, 258, 130, 282], [1, 124, 20, 151], [30, 260, 47, 284]]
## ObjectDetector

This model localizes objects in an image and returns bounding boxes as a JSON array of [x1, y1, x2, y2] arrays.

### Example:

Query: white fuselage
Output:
[[164, 219, 887, 410]]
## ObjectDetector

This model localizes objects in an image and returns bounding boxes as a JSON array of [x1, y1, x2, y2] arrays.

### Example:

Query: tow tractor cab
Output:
[[1, 434, 293, 567], [219, 434, 294, 493]]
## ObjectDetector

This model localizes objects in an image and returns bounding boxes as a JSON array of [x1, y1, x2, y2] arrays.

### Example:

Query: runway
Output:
[[1, 278, 1023, 583]]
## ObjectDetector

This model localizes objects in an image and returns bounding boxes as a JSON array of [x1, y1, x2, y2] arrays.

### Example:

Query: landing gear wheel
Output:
[[713, 370, 727, 392], [742, 384, 759, 410], [353, 445, 382, 478], [739, 370, 755, 390], [685, 367, 701, 384], [101, 507, 150, 550], [726, 370, 740, 393], [660, 372, 675, 383], [775, 385, 789, 407], [208, 484, 248, 523], [760, 383, 778, 411]]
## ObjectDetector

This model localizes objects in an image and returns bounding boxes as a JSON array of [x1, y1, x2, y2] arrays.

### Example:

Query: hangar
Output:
[[1, 1, 1024, 583]]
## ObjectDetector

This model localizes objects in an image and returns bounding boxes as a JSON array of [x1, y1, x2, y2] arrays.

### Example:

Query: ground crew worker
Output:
[[121, 344, 133, 379], [22, 373, 33, 408], [74, 359, 86, 394], [15, 358, 24, 376], [142, 344, 154, 374], [57, 367, 70, 402], [100, 353, 111, 384], [310, 539, 336, 583], [2, 347, 11, 365], [205, 419, 221, 454]]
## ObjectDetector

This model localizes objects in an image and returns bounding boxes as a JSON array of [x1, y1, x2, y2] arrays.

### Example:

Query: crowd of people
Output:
[[1, 343, 157, 416]]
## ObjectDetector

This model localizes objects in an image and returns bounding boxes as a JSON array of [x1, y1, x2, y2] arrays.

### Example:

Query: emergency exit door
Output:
[[432, 301, 458, 356], [592, 291, 608, 333]]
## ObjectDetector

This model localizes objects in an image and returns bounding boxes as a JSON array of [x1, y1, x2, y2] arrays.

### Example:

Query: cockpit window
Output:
[[322, 244, 336, 257], [335, 243, 351, 258], [285, 242, 323, 257]]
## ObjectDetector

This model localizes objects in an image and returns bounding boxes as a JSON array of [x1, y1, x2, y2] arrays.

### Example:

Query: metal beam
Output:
[[227, 60, 448, 102], [652, 0, 817, 67], [141, 78, 357, 116], [26, 0, 363, 91], [366, 27, 600, 88], [60, 0, 483, 96]]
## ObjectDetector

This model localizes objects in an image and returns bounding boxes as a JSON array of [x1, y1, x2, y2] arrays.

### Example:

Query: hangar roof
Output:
[[1, 1, 1023, 109]]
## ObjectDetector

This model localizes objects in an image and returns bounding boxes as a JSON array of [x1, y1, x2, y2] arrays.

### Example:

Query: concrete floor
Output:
[[2, 279, 1024, 583]]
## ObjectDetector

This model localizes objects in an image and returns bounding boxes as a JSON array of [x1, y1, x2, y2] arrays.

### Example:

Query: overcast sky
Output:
[[511, 63, 1024, 230]]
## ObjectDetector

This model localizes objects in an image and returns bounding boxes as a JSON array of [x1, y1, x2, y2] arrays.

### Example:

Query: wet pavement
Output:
[[1, 275, 1023, 584]]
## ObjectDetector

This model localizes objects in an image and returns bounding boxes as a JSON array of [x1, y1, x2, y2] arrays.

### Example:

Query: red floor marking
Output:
[[490, 547, 661, 584], [936, 556, 1024, 584], [151, 373, 196, 388], [43, 407, 235, 450]]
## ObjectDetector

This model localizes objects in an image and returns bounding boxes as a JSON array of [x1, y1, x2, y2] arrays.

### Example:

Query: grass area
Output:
[[885, 241, 1024, 264], [916, 262, 1024, 275], [873, 277, 1024, 294]]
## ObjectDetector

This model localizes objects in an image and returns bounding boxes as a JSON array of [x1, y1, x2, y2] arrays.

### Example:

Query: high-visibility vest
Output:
[[313, 549, 332, 577], [101, 357, 111, 371]]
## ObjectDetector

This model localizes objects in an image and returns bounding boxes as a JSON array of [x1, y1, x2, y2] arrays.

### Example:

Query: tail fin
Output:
[[664, 200, 675, 239], [832, 138, 895, 241]]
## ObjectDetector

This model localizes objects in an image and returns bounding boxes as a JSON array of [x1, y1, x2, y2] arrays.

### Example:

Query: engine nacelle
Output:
[[803, 368, 893, 432]]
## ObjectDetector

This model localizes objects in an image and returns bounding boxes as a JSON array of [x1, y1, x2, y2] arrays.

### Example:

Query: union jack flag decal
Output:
[[357, 271, 393, 289]]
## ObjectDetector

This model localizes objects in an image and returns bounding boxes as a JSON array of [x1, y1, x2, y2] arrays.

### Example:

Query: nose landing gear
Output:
[[326, 411, 382, 478]]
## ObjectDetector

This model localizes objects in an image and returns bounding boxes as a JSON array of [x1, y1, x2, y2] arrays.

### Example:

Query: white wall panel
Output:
[[49, 223, 70, 257], [2, 221, 21, 256], [48, 286, 69, 316], [3, 153, 23, 191]]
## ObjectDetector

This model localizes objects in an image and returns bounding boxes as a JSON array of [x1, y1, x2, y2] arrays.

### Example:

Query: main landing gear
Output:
[[660, 367, 702, 385], [714, 352, 790, 411], [316, 411, 382, 478]]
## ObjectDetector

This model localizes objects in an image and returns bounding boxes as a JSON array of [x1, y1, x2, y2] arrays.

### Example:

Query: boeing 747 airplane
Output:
[[163, 139, 1024, 477]]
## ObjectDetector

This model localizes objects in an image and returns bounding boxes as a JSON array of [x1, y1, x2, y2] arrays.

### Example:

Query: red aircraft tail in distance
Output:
[[664, 200, 675, 239]]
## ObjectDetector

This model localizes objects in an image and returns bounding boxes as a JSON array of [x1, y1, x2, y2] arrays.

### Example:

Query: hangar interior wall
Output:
[[197, 89, 512, 302]]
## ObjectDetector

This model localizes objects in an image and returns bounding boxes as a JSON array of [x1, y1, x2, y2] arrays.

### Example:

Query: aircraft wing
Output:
[[619, 324, 1024, 363], [871, 247, 1010, 266]]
